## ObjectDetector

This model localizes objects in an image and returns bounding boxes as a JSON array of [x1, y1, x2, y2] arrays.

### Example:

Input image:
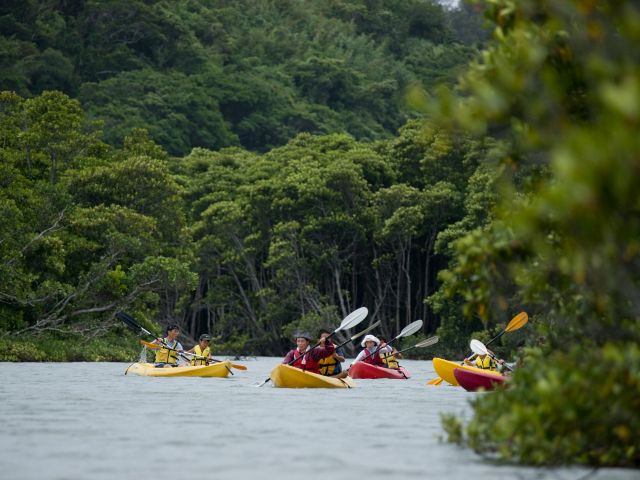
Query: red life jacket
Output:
[[362, 348, 384, 366], [289, 348, 321, 374]]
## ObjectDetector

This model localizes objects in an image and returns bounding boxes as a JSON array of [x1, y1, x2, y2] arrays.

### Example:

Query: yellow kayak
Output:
[[125, 361, 233, 377], [270, 364, 354, 388], [432, 357, 499, 386]]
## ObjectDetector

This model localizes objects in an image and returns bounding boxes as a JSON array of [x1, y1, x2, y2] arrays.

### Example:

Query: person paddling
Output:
[[464, 347, 505, 372], [282, 331, 335, 374], [378, 335, 402, 369], [317, 328, 349, 379], [153, 324, 183, 368], [185, 334, 212, 366], [353, 334, 392, 366]]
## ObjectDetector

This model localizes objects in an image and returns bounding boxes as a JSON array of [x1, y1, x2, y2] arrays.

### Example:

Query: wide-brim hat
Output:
[[293, 331, 313, 341], [361, 334, 380, 347]]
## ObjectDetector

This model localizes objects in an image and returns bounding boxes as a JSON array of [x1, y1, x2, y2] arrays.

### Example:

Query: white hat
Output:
[[361, 334, 380, 347]]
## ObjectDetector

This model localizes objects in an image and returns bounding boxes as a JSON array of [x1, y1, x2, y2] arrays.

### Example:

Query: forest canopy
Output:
[[0, 0, 486, 155]]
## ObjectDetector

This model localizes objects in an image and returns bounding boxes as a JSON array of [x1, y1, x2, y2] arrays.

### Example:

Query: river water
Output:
[[0, 358, 637, 480]]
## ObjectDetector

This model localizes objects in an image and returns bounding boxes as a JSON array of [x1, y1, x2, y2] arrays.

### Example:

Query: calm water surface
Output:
[[1, 358, 636, 480]]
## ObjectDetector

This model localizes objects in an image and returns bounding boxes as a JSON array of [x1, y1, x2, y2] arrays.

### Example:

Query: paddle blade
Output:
[[337, 307, 368, 332], [230, 363, 248, 371], [257, 377, 271, 387], [427, 377, 444, 385], [505, 311, 528, 332], [117, 311, 153, 336], [350, 319, 381, 341], [117, 311, 139, 331], [139, 340, 161, 350], [470, 339, 489, 356], [414, 335, 439, 348], [398, 319, 423, 338]]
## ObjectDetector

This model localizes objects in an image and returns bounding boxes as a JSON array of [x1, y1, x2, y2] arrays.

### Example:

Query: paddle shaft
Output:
[[484, 351, 514, 372], [393, 345, 416, 356], [465, 330, 506, 362], [465, 312, 527, 361], [358, 338, 397, 363], [386, 335, 439, 357]]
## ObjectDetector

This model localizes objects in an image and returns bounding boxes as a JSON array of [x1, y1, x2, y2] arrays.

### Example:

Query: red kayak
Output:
[[349, 361, 411, 379], [453, 367, 505, 392]]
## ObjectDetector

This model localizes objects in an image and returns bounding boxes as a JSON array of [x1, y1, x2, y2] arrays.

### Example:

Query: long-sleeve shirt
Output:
[[354, 345, 392, 363]]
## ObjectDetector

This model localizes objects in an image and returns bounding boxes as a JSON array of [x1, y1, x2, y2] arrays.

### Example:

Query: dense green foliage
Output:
[[431, 0, 640, 467], [0, 331, 139, 361], [1, 1, 493, 356], [2, 0, 638, 467], [0, 88, 488, 356], [0, 0, 480, 155]]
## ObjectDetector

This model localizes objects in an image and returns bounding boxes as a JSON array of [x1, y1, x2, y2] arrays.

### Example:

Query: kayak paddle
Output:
[[257, 306, 369, 387], [427, 311, 527, 386], [118, 311, 156, 337], [357, 319, 423, 364], [119, 311, 241, 372], [469, 339, 513, 371], [393, 335, 439, 356], [139, 340, 247, 370], [333, 319, 382, 350], [465, 311, 528, 362]]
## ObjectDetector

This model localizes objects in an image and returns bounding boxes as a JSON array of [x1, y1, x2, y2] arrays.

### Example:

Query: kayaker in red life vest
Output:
[[353, 334, 392, 366], [282, 331, 335, 374]]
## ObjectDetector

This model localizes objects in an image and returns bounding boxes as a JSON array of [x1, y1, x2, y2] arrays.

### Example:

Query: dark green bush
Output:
[[458, 344, 640, 467], [0, 333, 140, 362]]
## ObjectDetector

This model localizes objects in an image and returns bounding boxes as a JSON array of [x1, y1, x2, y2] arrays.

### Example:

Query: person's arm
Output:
[[311, 339, 335, 361], [282, 350, 294, 364], [378, 345, 392, 354], [353, 350, 365, 362], [333, 351, 346, 362]]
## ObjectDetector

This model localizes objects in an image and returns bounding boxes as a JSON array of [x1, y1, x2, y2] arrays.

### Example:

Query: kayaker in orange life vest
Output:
[[353, 334, 392, 366], [282, 331, 335, 374]]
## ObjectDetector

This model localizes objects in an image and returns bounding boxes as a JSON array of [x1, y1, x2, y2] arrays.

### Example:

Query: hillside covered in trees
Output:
[[1, 0, 491, 357], [1, 0, 486, 154]]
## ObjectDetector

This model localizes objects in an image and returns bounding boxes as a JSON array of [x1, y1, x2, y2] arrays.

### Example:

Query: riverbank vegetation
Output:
[[1, 0, 638, 467], [434, 0, 640, 468], [1, 0, 492, 358]]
